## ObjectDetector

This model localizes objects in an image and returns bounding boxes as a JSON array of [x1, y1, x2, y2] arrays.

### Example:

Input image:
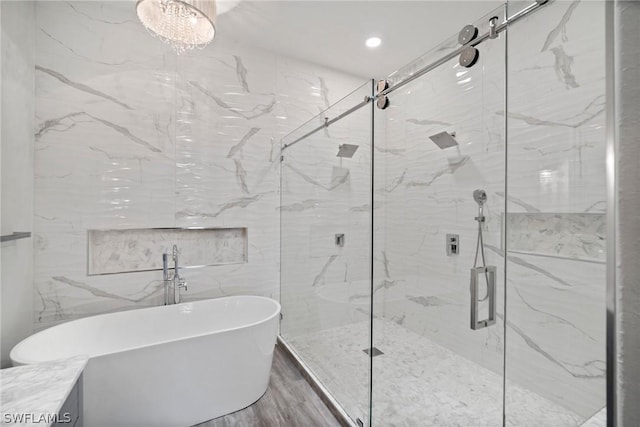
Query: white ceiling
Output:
[[215, 1, 504, 79]]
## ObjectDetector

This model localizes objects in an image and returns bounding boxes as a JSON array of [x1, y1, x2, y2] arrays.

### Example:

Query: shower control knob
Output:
[[446, 234, 460, 256]]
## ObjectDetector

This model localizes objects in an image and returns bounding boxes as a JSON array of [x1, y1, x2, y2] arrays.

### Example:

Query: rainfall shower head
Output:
[[428, 131, 458, 150], [337, 144, 359, 158], [473, 189, 487, 207]]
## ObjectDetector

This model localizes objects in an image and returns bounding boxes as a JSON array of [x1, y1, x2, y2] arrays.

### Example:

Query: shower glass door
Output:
[[279, 2, 609, 426], [279, 81, 374, 424], [371, 5, 508, 425], [504, 1, 607, 425]]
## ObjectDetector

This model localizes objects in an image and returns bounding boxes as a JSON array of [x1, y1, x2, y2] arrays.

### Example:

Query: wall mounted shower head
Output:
[[337, 144, 359, 158], [473, 189, 487, 207], [428, 131, 458, 150]]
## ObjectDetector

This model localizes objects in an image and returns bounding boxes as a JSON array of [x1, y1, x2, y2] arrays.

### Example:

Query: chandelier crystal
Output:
[[136, 0, 216, 54]]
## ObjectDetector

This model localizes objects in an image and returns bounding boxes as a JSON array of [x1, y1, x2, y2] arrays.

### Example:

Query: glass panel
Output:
[[505, 1, 607, 426], [372, 5, 509, 425], [280, 81, 373, 424]]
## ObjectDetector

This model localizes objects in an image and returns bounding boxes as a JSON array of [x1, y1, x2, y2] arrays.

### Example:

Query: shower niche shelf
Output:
[[87, 227, 248, 275]]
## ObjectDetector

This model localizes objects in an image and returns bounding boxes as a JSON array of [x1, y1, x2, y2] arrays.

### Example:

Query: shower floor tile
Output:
[[288, 319, 593, 427]]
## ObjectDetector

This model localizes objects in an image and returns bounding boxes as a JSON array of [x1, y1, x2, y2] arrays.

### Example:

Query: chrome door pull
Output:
[[470, 266, 496, 330]]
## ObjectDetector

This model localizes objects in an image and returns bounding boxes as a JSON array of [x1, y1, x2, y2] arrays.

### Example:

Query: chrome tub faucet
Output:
[[162, 244, 188, 305]]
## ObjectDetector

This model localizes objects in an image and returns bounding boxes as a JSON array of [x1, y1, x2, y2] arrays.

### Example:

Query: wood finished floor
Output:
[[194, 345, 341, 427]]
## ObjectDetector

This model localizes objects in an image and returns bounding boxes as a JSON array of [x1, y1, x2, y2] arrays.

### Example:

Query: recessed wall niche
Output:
[[87, 228, 248, 275], [504, 213, 605, 262]]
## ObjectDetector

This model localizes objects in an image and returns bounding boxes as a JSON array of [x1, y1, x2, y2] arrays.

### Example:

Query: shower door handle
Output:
[[470, 266, 496, 330]]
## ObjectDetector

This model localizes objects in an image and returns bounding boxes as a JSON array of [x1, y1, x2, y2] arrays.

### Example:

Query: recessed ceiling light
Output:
[[366, 37, 382, 48]]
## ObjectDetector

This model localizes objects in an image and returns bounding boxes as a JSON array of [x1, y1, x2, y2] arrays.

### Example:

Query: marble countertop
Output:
[[0, 356, 87, 427]]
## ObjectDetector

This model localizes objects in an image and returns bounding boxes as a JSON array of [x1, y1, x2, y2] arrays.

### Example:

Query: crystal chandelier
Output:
[[136, 0, 216, 54]]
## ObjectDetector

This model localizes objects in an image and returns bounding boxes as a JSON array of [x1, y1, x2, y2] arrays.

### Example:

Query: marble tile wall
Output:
[[279, 82, 374, 339], [33, 1, 364, 330], [374, 0, 606, 423], [504, 1, 606, 420]]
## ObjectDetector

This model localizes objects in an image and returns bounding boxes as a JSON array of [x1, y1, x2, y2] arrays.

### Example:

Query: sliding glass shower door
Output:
[[504, 1, 607, 425], [370, 1, 607, 426], [279, 81, 374, 424], [371, 5, 508, 426], [279, 2, 608, 426]]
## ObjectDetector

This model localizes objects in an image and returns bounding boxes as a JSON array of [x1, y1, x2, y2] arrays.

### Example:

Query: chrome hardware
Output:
[[279, 0, 551, 154], [446, 234, 459, 256], [281, 96, 373, 151], [429, 131, 458, 150], [459, 46, 480, 68], [335, 233, 345, 247], [176, 278, 189, 291], [336, 144, 359, 158], [162, 253, 170, 305], [176, 277, 188, 294], [458, 24, 479, 45], [488, 16, 499, 39], [162, 244, 188, 305], [470, 266, 496, 330], [0, 232, 31, 243], [172, 244, 187, 304], [376, 79, 389, 93], [376, 80, 390, 110], [376, 96, 390, 110]]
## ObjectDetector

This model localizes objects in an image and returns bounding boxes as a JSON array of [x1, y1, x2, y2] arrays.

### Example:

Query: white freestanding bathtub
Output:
[[10, 296, 281, 427]]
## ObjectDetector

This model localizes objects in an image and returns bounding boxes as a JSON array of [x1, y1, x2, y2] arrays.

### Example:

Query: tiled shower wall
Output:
[[34, 1, 363, 329], [280, 83, 374, 339], [376, 0, 605, 422]]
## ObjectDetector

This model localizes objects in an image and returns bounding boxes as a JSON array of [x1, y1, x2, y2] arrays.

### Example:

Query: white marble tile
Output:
[[0, 356, 87, 426], [279, 81, 373, 338], [580, 407, 606, 427], [33, 1, 364, 329], [289, 319, 582, 427]]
